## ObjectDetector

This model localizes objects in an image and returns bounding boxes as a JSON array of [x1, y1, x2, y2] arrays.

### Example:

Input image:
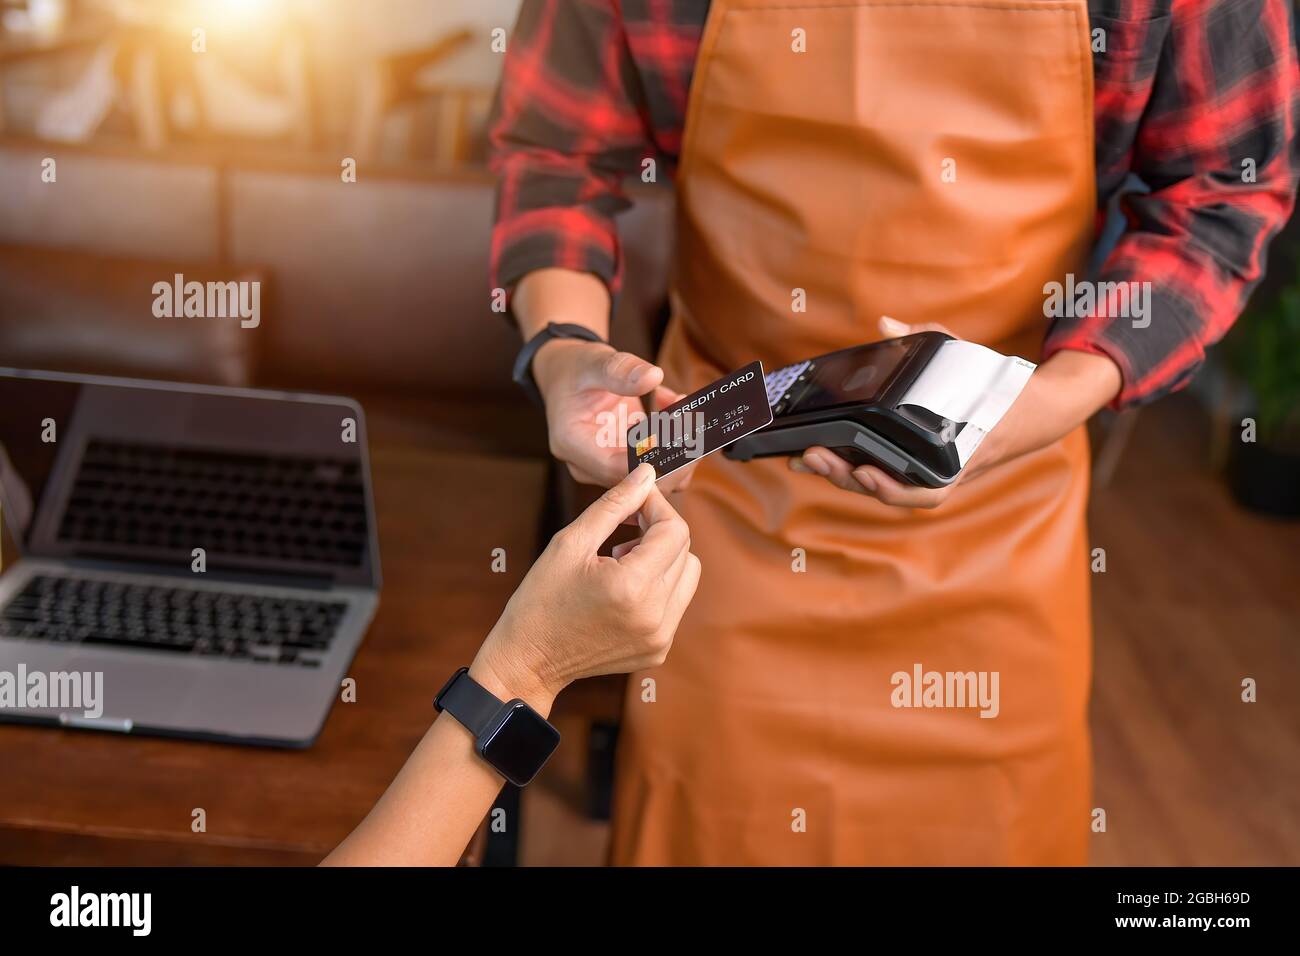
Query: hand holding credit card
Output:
[[627, 361, 773, 480]]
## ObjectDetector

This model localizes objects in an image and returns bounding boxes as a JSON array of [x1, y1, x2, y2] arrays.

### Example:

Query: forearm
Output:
[[1014, 349, 1121, 448], [968, 348, 1121, 481], [321, 650, 557, 867], [488, 0, 648, 310], [1041, 0, 1298, 409], [513, 268, 623, 396], [511, 269, 612, 342]]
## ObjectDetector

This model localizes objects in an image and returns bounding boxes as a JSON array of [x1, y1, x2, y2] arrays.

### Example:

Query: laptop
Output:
[[0, 369, 381, 747]]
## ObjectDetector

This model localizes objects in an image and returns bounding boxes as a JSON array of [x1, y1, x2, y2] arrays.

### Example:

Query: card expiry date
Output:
[[627, 361, 773, 480]]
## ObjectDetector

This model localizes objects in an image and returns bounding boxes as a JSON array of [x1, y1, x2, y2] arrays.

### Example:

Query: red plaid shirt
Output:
[[490, 0, 1300, 408]]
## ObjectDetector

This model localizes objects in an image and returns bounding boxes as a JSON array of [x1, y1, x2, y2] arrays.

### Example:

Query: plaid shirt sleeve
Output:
[[488, 0, 652, 297], [1044, 0, 1300, 408]]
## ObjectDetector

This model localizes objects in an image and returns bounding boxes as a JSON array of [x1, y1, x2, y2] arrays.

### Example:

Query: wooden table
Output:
[[0, 445, 546, 865]]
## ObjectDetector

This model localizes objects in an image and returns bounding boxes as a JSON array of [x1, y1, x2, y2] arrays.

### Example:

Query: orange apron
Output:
[[610, 0, 1098, 865]]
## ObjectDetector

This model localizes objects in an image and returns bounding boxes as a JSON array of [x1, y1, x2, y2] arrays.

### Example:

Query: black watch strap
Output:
[[511, 322, 606, 407], [434, 667, 501, 738]]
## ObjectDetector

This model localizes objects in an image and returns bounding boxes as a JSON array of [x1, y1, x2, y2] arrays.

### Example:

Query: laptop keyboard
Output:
[[58, 439, 369, 568], [0, 575, 346, 667]]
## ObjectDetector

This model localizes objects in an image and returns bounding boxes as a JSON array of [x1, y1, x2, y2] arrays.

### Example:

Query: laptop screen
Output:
[[0, 370, 378, 588]]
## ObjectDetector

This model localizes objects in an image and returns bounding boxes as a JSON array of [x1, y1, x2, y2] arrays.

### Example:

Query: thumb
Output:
[[566, 463, 656, 552], [579, 348, 664, 397]]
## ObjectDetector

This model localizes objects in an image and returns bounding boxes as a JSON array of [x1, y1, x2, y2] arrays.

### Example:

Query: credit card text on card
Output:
[[626, 361, 773, 480]]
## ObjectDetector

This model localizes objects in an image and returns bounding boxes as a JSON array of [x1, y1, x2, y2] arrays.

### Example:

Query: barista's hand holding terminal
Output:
[[788, 317, 1122, 509], [516, 269, 694, 492], [324, 464, 699, 866]]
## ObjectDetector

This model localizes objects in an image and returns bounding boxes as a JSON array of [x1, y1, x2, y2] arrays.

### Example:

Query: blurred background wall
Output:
[[1, 0, 524, 161], [0, 0, 680, 403]]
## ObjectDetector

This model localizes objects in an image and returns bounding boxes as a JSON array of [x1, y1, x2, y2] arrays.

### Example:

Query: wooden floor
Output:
[[1088, 396, 1300, 865], [521, 395, 1300, 866]]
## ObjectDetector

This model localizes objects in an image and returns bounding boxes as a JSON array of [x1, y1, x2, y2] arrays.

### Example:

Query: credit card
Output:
[[626, 361, 773, 480]]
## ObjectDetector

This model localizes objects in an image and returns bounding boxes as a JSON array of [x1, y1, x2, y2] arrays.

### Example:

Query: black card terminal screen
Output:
[[783, 337, 919, 412]]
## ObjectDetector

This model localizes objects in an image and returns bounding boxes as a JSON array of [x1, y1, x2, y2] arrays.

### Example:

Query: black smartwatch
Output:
[[434, 667, 560, 787], [511, 322, 606, 407]]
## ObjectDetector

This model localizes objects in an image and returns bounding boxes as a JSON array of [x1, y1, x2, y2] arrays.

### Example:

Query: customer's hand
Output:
[[533, 338, 695, 492], [323, 464, 698, 867], [469, 463, 700, 711], [789, 317, 1122, 509]]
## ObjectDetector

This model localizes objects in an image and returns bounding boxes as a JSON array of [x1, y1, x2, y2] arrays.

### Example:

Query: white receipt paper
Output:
[[897, 340, 1036, 467]]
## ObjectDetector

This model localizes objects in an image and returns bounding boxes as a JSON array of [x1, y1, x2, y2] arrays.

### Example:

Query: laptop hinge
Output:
[[59, 714, 134, 734], [60, 555, 339, 591]]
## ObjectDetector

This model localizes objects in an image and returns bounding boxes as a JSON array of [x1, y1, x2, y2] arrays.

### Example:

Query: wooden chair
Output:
[[350, 29, 494, 168]]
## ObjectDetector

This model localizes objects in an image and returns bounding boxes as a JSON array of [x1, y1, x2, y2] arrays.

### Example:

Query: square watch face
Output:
[[480, 702, 561, 786]]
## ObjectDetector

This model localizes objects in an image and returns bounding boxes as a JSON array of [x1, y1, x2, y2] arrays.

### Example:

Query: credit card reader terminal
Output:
[[724, 332, 965, 488]]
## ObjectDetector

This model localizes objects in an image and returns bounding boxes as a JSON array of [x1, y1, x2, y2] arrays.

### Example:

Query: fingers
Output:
[[637, 550, 700, 672], [580, 348, 664, 397], [659, 535, 690, 590], [660, 551, 701, 636], [790, 448, 951, 509], [645, 389, 696, 494], [789, 446, 872, 494], [566, 463, 656, 552], [554, 392, 655, 490], [562, 443, 634, 489], [610, 536, 641, 560], [879, 315, 958, 339], [633, 475, 674, 534], [850, 464, 948, 509], [618, 483, 690, 576]]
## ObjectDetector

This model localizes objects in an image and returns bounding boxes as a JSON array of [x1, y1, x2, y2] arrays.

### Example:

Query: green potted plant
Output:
[[1225, 260, 1300, 517]]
